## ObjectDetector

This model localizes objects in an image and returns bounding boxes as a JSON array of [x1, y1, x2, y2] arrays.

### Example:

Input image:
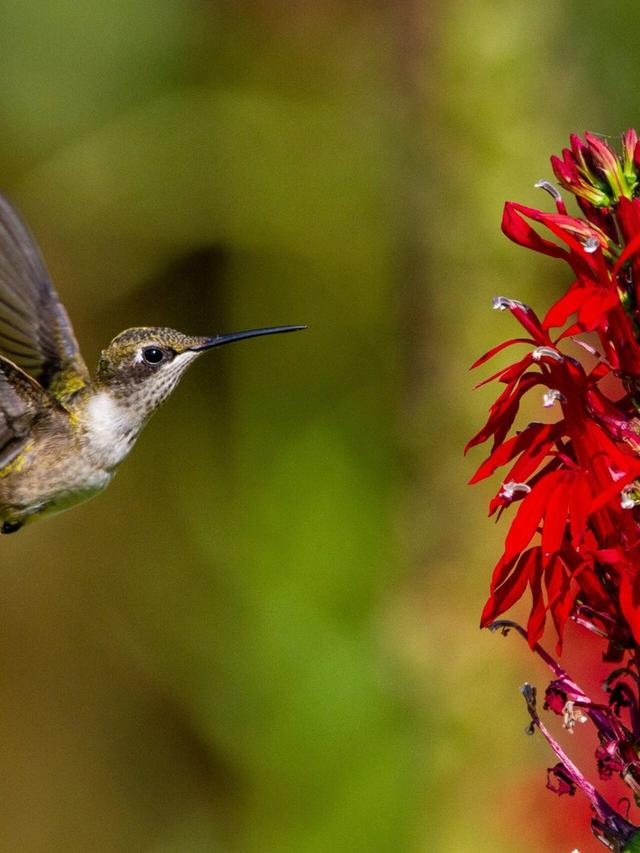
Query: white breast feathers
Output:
[[83, 391, 141, 469]]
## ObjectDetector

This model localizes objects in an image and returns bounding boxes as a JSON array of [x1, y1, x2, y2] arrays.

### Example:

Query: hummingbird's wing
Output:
[[0, 194, 90, 397], [0, 354, 48, 470]]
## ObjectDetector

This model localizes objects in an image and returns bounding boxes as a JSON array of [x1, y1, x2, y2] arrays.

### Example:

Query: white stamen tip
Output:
[[582, 236, 599, 253], [534, 179, 562, 203], [492, 296, 528, 312], [500, 481, 532, 500], [543, 389, 566, 408], [532, 346, 563, 362], [621, 488, 638, 510], [562, 700, 587, 733]]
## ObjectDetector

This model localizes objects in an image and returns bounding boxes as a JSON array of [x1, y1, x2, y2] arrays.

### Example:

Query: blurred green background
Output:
[[0, 1, 637, 851]]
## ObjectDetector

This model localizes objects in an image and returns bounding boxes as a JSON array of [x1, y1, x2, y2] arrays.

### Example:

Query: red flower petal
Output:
[[466, 372, 543, 453], [504, 471, 564, 562], [503, 426, 560, 485], [527, 550, 546, 645], [568, 472, 591, 547], [480, 548, 538, 627], [543, 281, 585, 329], [470, 337, 534, 370], [541, 475, 571, 559], [469, 422, 554, 484], [544, 556, 574, 652], [502, 202, 570, 261]]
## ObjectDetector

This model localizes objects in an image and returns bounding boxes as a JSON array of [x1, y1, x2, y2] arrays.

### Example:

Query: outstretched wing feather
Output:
[[0, 356, 48, 470], [0, 194, 89, 391]]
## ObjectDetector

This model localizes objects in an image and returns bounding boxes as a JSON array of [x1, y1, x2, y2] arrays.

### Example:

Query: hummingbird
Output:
[[0, 194, 304, 534]]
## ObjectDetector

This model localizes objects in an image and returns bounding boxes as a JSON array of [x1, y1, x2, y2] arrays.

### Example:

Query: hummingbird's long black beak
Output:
[[190, 325, 306, 351]]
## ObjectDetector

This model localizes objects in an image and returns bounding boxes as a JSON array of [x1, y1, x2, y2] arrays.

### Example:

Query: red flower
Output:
[[470, 131, 640, 653], [470, 131, 640, 849]]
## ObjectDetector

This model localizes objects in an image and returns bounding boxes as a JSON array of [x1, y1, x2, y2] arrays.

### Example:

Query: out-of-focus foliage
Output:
[[0, 1, 637, 851]]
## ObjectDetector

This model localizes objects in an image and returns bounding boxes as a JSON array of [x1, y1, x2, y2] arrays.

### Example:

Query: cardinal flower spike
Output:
[[469, 130, 640, 851]]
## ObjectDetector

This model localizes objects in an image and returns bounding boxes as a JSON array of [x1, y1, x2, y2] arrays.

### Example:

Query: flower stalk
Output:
[[469, 130, 640, 849]]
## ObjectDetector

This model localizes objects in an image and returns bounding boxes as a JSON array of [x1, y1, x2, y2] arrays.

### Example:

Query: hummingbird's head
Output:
[[96, 327, 208, 407], [95, 324, 304, 414]]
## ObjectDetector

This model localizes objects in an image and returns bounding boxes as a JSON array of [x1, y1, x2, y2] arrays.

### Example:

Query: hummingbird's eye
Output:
[[141, 346, 165, 365]]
